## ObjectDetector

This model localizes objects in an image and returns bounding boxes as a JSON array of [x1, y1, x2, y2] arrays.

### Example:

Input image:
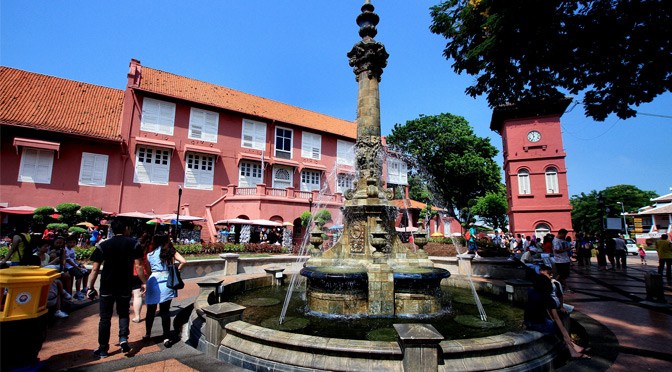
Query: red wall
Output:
[[501, 115, 573, 237]]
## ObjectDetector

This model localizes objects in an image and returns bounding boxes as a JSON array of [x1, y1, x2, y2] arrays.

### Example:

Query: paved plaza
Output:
[[34, 255, 672, 371]]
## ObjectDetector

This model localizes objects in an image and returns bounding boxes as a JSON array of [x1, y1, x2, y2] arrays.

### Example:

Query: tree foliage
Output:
[[571, 184, 658, 235], [387, 113, 501, 220], [429, 0, 672, 121], [300, 209, 332, 229], [470, 184, 508, 231]]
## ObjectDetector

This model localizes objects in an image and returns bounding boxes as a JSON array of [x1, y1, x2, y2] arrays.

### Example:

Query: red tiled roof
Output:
[[136, 66, 356, 139], [0, 67, 124, 141], [392, 199, 444, 211]]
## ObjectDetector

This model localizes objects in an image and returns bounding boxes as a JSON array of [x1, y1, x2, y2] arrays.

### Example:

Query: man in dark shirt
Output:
[[87, 219, 146, 358]]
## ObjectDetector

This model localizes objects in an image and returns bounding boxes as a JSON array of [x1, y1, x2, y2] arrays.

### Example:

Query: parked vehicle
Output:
[[625, 239, 638, 255]]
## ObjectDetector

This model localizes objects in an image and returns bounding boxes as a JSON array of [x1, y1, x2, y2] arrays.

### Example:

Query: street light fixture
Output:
[[616, 201, 628, 237], [174, 185, 183, 241]]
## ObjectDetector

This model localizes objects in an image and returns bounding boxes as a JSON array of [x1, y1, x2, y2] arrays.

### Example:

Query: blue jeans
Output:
[[468, 241, 477, 253], [524, 319, 555, 336], [98, 293, 131, 350]]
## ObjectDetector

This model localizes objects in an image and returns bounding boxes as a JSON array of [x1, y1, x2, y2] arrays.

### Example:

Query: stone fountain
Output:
[[300, 0, 450, 317]]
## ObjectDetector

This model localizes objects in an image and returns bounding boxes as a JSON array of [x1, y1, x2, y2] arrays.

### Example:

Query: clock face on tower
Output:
[[527, 130, 541, 142]]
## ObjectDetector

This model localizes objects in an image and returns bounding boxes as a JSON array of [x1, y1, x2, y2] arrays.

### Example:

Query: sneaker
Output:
[[54, 309, 69, 318], [93, 348, 109, 359], [74, 292, 86, 301], [120, 341, 132, 354], [62, 291, 72, 301], [163, 338, 172, 347]]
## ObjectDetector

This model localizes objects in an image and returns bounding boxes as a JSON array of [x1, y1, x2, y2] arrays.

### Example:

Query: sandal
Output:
[[131, 318, 141, 323]]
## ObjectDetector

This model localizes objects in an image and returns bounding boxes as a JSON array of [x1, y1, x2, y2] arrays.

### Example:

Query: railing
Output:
[[295, 191, 312, 199], [266, 188, 287, 197], [235, 187, 256, 196]]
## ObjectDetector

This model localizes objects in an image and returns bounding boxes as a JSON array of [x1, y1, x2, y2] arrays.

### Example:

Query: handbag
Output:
[[166, 264, 184, 290]]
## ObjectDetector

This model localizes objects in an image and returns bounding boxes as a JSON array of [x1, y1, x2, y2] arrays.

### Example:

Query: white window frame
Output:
[[184, 152, 215, 190], [545, 167, 559, 194], [517, 169, 531, 195], [336, 140, 355, 166], [239, 161, 263, 187], [336, 173, 355, 194], [274, 127, 293, 159], [134, 146, 171, 185], [78, 152, 109, 187], [300, 169, 321, 191], [301, 132, 321, 160], [241, 119, 266, 150], [18, 148, 54, 184], [272, 165, 293, 189], [140, 97, 175, 135], [386, 157, 408, 185], [188, 107, 219, 143]]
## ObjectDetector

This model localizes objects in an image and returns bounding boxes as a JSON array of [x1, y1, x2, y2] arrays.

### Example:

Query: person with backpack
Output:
[[0, 222, 39, 266]]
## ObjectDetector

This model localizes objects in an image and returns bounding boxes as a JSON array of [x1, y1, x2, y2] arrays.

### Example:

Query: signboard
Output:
[[633, 217, 643, 233], [605, 218, 622, 231]]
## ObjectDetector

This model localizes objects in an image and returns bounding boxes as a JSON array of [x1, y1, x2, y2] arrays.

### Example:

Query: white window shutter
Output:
[[203, 111, 218, 142], [18, 149, 38, 182], [158, 101, 175, 135], [254, 123, 266, 150], [140, 99, 160, 133], [79, 152, 108, 186], [189, 109, 205, 139], [92, 155, 108, 185]]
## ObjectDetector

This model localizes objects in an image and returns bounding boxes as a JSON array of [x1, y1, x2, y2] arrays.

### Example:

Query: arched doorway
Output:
[[535, 223, 551, 239]]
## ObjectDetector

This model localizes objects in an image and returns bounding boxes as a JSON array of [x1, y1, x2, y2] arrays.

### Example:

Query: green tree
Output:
[[571, 185, 657, 235], [300, 209, 332, 229], [471, 184, 508, 230], [407, 175, 433, 202], [387, 113, 501, 222], [429, 0, 672, 121]]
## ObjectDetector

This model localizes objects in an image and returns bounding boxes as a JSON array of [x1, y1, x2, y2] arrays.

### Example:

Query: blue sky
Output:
[[2, 1, 670, 201]]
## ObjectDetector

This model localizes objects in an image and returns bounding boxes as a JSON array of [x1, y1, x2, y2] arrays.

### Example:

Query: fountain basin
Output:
[[300, 266, 369, 316]]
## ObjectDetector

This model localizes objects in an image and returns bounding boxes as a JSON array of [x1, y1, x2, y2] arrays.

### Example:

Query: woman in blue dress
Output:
[[143, 234, 186, 345]]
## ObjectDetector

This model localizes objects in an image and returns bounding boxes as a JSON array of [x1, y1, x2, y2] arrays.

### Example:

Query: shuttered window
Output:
[[18, 148, 54, 184], [301, 132, 321, 160], [337, 140, 355, 166], [386, 158, 408, 185], [184, 153, 215, 190], [140, 98, 175, 135], [336, 173, 354, 194], [241, 119, 266, 150], [134, 146, 171, 185], [239, 161, 262, 187], [300, 170, 321, 191], [79, 152, 108, 187], [272, 166, 293, 189], [518, 169, 531, 195], [545, 167, 559, 194], [188, 108, 219, 143]]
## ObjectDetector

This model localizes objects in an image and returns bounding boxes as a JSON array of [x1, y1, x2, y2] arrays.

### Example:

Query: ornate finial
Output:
[[347, 1, 389, 81]]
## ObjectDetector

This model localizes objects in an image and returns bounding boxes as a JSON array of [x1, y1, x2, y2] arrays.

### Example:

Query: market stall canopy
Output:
[[282, 222, 294, 227], [0, 206, 36, 215], [155, 213, 206, 222], [249, 219, 282, 227], [215, 218, 252, 225], [116, 211, 156, 219]]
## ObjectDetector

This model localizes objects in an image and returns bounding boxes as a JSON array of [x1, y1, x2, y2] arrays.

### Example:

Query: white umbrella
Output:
[[249, 219, 282, 227], [156, 213, 205, 222], [116, 211, 155, 219], [215, 218, 251, 225]]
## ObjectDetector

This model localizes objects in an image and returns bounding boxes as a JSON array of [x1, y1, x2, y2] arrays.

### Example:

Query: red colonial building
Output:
[[490, 99, 574, 238], [2, 60, 401, 241]]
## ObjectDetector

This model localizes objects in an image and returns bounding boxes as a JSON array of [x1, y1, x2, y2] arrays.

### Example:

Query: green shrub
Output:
[[0, 247, 9, 259], [68, 226, 88, 236], [243, 243, 286, 254], [74, 246, 96, 260], [79, 206, 103, 223], [47, 223, 69, 233]]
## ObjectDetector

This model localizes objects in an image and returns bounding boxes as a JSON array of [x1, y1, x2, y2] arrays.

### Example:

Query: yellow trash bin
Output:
[[0, 266, 61, 370]]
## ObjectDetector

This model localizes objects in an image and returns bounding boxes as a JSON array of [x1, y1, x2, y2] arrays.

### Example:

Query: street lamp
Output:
[[616, 201, 628, 237]]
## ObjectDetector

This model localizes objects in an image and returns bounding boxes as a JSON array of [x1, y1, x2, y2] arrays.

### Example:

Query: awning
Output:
[[183, 144, 221, 157], [0, 206, 36, 215], [301, 162, 327, 171], [215, 218, 252, 225], [116, 211, 156, 219], [13, 138, 61, 157], [135, 137, 176, 150], [271, 157, 300, 167], [249, 219, 282, 227], [155, 213, 206, 222], [237, 152, 268, 165]]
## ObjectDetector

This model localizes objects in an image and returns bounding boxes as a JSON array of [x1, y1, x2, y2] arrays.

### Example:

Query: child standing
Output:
[[638, 246, 647, 265]]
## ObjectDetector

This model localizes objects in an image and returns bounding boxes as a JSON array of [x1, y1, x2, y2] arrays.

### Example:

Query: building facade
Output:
[[1, 61, 407, 241], [490, 99, 574, 238]]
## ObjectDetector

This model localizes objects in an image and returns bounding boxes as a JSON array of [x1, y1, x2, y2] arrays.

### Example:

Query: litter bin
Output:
[[1, 266, 60, 371]]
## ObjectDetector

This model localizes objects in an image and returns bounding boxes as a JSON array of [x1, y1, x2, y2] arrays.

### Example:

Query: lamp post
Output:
[[616, 201, 628, 237], [174, 185, 182, 242]]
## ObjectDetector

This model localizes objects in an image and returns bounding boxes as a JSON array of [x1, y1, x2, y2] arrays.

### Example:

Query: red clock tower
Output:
[[490, 98, 574, 238]]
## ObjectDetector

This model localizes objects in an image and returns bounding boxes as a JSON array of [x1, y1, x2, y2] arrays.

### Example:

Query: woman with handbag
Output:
[[143, 234, 186, 346]]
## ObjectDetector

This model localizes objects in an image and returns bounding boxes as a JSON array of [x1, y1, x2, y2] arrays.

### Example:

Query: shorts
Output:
[[68, 266, 87, 279], [131, 276, 143, 290]]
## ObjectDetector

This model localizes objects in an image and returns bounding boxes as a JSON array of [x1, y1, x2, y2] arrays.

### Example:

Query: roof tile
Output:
[[0, 67, 124, 140], [137, 66, 356, 139]]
